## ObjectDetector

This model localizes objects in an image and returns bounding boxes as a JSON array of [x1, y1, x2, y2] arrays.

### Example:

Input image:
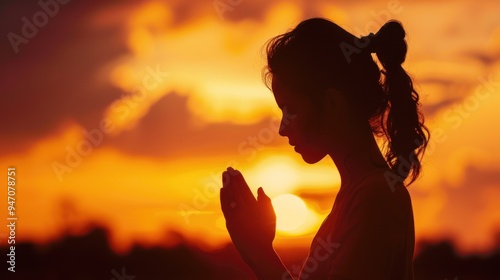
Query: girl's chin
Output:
[[296, 146, 326, 164]]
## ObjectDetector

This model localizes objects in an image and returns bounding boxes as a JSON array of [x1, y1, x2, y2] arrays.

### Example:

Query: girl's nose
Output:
[[279, 118, 288, 137]]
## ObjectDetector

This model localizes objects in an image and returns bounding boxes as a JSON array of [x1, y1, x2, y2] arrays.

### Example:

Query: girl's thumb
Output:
[[257, 187, 271, 202]]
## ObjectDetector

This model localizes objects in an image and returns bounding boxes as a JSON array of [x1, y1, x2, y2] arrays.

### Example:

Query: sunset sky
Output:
[[1, 0, 499, 256]]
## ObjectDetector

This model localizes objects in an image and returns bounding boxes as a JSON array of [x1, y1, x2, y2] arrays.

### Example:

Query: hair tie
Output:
[[361, 32, 378, 54]]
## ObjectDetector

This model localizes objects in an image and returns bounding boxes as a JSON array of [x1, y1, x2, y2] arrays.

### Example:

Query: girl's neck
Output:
[[330, 131, 389, 190]]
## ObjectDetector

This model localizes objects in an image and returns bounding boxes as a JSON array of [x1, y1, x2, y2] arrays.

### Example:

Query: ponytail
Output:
[[365, 21, 430, 185]]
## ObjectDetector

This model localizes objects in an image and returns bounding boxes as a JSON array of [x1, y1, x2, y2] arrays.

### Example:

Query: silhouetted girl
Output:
[[221, 18, 429, 280]]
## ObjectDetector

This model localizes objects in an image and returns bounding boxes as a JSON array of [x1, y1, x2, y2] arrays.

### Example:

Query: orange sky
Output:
[[1, 0, 499, 255]]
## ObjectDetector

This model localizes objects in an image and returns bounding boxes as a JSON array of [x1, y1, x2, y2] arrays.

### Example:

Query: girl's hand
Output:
[[220, 167, 276, 263]]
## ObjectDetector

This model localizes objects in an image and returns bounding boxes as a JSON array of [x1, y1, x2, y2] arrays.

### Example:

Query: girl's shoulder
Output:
[[351, 169, 410, 208]]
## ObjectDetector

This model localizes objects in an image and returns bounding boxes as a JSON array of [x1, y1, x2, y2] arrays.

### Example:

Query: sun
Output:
[[251, 156, 300, 196], [272, 194, 317, 235]]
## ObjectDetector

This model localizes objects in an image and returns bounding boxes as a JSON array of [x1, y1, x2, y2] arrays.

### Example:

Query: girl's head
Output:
[[264, 18, 429, 185]]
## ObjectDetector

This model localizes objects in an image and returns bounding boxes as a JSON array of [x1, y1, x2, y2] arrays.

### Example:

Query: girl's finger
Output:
[[228, 168, 256, 207], [258, 187, 275, 214], [222, 170, 231, 188], [220, 187, 235, 218]]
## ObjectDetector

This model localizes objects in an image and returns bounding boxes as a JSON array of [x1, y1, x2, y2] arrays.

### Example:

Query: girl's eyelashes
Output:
[[281, 106, 298, 121]]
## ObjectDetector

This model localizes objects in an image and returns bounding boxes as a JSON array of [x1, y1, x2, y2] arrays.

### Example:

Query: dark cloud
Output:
[[422, 98, 459, 117], [459, 164, 500, 190], [0, 0, 131, 155], [212, 0, 275, 22], [462, 50, 500, 67], [418, 77, 475, 117], [167, 0, 217, 26], [436, 164, 500, 238], [104, 92, 285, 159]]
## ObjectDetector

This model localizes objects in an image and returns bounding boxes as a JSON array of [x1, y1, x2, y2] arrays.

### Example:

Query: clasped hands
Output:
[[220, 167, 276, 263]]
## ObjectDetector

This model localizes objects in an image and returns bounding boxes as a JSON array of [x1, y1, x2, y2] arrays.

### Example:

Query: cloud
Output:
[[418, 76, 474, 117], [104, 92, 284, 159], [438, 164, 500, 251], [0, 0, 132, 155], [462, 49, 500, 67]]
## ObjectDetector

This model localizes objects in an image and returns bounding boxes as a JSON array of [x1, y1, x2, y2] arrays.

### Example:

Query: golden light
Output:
[[249, 155, 300, 196], [272, 194, 313, 234]]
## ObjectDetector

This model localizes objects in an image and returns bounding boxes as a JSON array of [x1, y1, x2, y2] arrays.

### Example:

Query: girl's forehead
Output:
[[272, 75, 314, 112], [271, 75, 293, 101], [271, 75, 286, 104]]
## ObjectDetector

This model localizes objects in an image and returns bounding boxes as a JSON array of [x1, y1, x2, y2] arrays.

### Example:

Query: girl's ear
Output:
[[322, 88, 346, 115]]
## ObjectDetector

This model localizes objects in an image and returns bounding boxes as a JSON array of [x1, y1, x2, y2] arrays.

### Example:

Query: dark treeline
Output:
[[1, 226, 499, 280]]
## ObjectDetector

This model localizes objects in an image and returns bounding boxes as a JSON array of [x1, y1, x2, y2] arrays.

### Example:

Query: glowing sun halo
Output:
[[272, 194, 309, 234]]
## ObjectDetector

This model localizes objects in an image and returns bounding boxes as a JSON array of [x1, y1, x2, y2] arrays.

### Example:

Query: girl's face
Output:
[[271, 75, 330, 164]]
